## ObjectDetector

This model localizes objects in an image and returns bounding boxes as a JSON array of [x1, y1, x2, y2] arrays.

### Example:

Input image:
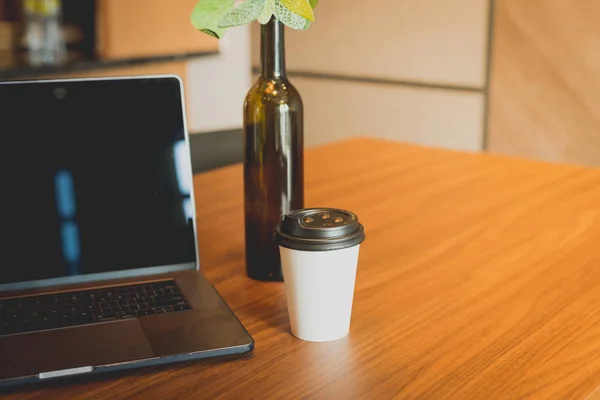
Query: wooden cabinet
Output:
[[488, 0, 600, 166], [96, 0, 218, 59]]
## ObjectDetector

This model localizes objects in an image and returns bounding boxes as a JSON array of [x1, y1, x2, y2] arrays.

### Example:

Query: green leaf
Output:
[[219, 0, 266, 28], [303, 0, 317, 28], [191, 0, 236, 39], [257, 0, 274, 24], [273, 0, 309, 29], [281, 0, 314, 21]]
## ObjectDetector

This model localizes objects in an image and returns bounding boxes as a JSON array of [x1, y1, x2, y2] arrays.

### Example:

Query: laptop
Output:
[[0, 75, 253, 387]]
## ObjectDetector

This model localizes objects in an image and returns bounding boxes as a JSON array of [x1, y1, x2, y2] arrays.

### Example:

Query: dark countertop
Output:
[[0, 50, 219, 81]]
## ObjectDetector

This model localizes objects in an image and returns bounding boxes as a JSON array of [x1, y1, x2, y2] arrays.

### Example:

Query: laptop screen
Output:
[[0, 76, 198, 289]]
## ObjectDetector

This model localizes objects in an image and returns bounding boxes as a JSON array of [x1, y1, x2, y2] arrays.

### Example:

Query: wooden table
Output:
[[5, 138, 600, 399]]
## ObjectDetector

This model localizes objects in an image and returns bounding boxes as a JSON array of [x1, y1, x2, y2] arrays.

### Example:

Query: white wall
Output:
[[186, 25, 252, 134]]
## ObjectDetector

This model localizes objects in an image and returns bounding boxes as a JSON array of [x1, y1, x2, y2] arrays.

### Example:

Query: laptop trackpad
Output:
[[0, 319, 153, 380]]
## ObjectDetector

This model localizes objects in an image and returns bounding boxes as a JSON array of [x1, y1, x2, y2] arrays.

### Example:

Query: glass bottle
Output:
[[242, 17, 304, 281]]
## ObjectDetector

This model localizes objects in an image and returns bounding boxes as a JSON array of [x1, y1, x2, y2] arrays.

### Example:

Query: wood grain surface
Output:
[[5, 138, 600, 399], [488, 0, 600, 166]]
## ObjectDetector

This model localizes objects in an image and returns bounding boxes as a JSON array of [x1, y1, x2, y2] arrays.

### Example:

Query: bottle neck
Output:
[[261, 18, 286, 79]]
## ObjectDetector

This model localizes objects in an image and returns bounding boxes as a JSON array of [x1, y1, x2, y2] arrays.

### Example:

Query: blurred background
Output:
[[0, 0, 595, 172]]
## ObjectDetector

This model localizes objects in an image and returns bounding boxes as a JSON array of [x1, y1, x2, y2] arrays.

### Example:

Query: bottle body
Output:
[[243, 18, 304, 281], [23, 0, 66, 66], [23, 0, 44, 66], [40, 0, 67, 66]]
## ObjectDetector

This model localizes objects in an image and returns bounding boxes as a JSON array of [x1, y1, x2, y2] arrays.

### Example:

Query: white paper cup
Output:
[[280, 245, 360, 342], [276, 208, 365, 342]]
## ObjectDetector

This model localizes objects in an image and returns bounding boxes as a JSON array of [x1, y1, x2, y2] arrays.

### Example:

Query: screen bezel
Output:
[[0, 74, 200, 294]]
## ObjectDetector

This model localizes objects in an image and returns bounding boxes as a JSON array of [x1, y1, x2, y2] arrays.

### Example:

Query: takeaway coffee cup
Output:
[[275, 208, 365, 342]]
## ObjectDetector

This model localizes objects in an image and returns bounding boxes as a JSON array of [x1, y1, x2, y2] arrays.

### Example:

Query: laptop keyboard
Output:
[[0, 280, 191, 336]]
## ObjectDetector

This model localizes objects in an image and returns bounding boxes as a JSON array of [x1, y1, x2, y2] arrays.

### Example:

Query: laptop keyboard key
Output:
[[78, 311, 94, 321]]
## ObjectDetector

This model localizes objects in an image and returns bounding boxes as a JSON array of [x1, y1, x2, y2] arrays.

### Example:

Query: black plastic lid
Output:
[[275, 208, 365, 252]]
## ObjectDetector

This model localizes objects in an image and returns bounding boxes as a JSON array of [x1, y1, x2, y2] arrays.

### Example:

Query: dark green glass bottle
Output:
[[243, 17, 304, 281]]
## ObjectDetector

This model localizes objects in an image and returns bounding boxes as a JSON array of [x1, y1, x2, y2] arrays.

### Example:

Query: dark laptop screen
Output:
[[0, 76, 198, 287]]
